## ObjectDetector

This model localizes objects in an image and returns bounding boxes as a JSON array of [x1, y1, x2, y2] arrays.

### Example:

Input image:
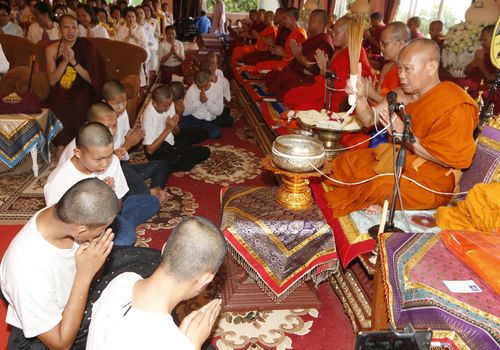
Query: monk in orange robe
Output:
[[241, 7, 307, 73], [265, 9, 334, 101], [322, 39, 478, 217], [283, 16, 371, 112], [231, 11, 277, 66], [241, 8, 291, 66], [341, 21, 410, 149]]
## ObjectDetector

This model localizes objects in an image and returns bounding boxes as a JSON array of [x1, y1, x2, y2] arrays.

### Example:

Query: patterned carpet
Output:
[[0, 85, 355, 349]]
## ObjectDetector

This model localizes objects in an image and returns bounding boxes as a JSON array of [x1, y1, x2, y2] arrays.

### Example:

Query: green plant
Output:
[[206, 0, 258, 13]]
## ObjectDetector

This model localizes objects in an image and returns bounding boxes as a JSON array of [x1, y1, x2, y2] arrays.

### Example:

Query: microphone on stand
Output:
[[386, 91, 397, 114]]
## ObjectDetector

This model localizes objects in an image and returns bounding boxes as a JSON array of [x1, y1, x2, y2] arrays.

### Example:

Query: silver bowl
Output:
[[272, 135, 325, 172]]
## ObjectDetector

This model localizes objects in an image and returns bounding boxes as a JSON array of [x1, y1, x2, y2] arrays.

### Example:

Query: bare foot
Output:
[[52, 146, 65, 165], [150, 187, 170, 203], [364, 204, 383, 215]]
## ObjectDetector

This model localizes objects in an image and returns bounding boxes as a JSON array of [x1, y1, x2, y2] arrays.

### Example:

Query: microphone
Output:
[[324, 70, 337, 80], [386, 91, 397, 114]]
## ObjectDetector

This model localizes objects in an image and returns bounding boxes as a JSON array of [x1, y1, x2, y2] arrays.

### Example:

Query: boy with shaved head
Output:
[[87, 216, 226, 349], [142, 85, 210, 171], [1, 179, 117, 349], [181, 69, 233, 139], [45, 122, 160, 246]]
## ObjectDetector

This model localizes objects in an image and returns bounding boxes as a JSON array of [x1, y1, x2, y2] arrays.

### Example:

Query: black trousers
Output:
[[146, 128, 210, 172]]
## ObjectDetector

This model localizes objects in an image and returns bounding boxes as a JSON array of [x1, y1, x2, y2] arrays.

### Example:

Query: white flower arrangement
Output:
[[442, 22, 484, 78]]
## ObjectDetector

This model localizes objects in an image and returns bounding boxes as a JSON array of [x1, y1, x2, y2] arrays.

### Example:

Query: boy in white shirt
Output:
[[207, 51, 231, 103], [103, 80, 170, 200], [45, 122, 160, 246], [1, 178, 117, 350], [158, 25, 185, 83], [87, 216, 226, 350], [180, 69, 233, 139], [142, 85, 210, 172], [26, 2, 60, 43]]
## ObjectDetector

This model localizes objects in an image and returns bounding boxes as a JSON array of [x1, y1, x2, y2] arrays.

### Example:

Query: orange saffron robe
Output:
[[379, 64, 400, 97], [322, 81, 479, 218], [243, 27, 307, 72], [231, 25, 277, 66], [283, 47, 371, 112]]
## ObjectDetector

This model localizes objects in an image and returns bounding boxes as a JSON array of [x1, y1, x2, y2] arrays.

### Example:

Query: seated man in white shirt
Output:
[[87, 216, 226, 350], [207, 52, 231, 103], [143, 85, 210, 172], [45, 122, 160, 246], [158, 25, 185, 83], [0, 3, 24, 37], [26, 2, 60, 42], [0, 43, 9, 75], [1, 178, 117, 350], [180, 69, 234, 139]]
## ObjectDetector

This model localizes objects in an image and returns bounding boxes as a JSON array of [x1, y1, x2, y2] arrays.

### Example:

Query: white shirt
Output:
[[0, 44, 9, 74], [115, 110, 131, 160], [142, 101, 176, 146], [158, 39, 184, 67], [1, 21, 24, 37], [26, 22, 60, 43], [45, 155, 128, 206], [215, 68, 231, 102], [78, 23, 110, 39], [0, 210, 79, 338], [116, 24, 148, 50], [86, 272, 195, 350], [183, 82, 224, 121]]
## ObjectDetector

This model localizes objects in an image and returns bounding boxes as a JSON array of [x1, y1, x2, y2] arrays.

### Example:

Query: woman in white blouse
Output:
[[116, 7, 148, 86], [76, 4, 109, 39], [135, 6, 157, 74]]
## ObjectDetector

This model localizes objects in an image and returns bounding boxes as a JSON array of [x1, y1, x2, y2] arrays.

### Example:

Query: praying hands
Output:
[[314, 48, 329, 76]]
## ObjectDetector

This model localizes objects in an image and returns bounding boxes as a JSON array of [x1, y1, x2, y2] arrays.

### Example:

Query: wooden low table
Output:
[[221, 254, 322, 312]]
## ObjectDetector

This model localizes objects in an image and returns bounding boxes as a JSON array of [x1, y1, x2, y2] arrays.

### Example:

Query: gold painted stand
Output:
[[262, 156, 332, 211]]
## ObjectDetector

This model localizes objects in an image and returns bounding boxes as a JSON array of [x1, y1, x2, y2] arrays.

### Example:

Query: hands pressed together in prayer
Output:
[[180, 299, 222, 349], [270, 44, 285, 57], [314, 49, 329, 75], [103, 176, 115, 190], [75, 228, 114, 282], [61, 45, 77, 66], [200, 90, 208, 103], [166, 113, 180, 130]]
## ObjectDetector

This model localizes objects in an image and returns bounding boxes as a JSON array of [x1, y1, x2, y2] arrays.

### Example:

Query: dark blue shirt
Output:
[[195, 15, 211, 34]]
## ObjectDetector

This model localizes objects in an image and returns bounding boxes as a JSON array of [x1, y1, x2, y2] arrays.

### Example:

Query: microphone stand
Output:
[[368, 104, 414, 264], [323, 71, 336, 111]]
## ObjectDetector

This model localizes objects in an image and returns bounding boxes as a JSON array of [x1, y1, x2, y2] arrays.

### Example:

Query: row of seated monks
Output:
[[230, 7, 487, 216]]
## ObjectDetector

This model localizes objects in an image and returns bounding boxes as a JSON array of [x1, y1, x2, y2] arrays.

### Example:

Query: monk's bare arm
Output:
[[46, 44, 67, 86]]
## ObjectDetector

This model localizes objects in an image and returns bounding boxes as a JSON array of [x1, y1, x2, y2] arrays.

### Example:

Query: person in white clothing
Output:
[[142, 85, 210, 172], [87, 216, 226, 350], [210, 0, 226, 35], [0, 3, 23, 37], [77, 4, 109, 39], [180, 69, 233, 139], [0, 178, 117, 350], [0, 43, 9, 75], [135, 5, 157, 77], [207, 51, 231, 102], [45, 122, 160, 246], [116, 7, 149, 86], [26, 2, 60, 42], [158, 25, 185, 83]]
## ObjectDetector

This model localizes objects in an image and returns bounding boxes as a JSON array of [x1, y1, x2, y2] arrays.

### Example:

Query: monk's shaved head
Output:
[[207, 51, 219, 63], [55, 178, 119, 227], [102, 80, 126, 100], [400, 38, 440, 63], [87, 102, 116, 121], [332, 16, 350, 48], [311, 9, 328, 26], [200, 59, 212, 72], [169, 81, 185, 102], [160, 216, 226, 282], [384, 21, 411, 42], [152, 85, 172, 103], [285, 7, 299, 21], [76, 122, 113, 149]]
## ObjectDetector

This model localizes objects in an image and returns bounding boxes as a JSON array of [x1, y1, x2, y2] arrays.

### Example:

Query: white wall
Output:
[[259, 0, 280, 11]]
